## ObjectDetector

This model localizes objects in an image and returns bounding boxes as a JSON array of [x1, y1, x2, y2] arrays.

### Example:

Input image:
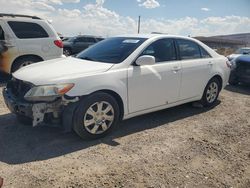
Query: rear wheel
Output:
[[63, 48, 72, 56], [201, 78, 220, 107], [12, 56, 42, 72], [73, 92, 120, 140]]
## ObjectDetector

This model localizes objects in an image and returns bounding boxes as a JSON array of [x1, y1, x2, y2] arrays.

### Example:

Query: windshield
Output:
[[76, 37, 147, 63], [235, 48, 250, 54]]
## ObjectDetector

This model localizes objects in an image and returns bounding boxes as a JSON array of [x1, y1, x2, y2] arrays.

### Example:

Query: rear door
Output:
[[176, 39, 213, 100]]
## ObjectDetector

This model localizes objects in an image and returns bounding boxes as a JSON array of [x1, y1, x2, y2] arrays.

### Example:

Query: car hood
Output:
[[13, 57, 114, 85]]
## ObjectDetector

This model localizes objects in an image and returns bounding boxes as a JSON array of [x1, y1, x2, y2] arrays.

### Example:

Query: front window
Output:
[[141, 38, 177, 62], [76, 37, 147, 63]]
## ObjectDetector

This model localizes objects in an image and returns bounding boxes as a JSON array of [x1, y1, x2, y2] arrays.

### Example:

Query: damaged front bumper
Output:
[[3, 88, 68, 126], [3, 88, 33, 117]]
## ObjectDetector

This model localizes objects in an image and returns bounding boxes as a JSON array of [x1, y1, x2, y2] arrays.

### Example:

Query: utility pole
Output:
[[138, 16, 141, 34]]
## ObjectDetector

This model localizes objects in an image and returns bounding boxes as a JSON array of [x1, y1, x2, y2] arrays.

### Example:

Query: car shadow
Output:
[[0, 101, 220, 164], [225, 84, 250, 95]]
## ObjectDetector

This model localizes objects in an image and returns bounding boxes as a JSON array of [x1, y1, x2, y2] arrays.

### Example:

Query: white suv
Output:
[[3, 34, 231, 140], [0, 13, 63, 73]]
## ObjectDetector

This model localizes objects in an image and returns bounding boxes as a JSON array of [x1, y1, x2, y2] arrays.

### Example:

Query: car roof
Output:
[[76, 35, 103, 38], [114, 34, 196, 40], [0, 13, 42, 21]]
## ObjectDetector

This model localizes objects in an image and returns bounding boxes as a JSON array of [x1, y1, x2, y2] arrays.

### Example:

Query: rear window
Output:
[[200, 47, 211, 58], [8, 21, 49, 39], [177, 39, 201, 60]]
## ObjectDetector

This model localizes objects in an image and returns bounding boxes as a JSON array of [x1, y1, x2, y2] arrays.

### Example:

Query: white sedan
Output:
[[3, 34, 231, 139]]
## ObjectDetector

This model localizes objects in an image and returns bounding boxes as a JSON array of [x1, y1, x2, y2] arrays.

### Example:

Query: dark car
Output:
[[63, 35, 104, 56], [229, 55, 250, 85]]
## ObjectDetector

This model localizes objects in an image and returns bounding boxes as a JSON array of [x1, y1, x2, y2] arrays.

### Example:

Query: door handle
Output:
[[208, 61, 213, 66], [172, 66, 181, 72]]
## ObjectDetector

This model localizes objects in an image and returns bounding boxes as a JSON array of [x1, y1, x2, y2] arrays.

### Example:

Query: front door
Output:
[[128, 38, 182, 113]]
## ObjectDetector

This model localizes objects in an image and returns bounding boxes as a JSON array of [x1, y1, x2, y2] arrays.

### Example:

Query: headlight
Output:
[[24, 83, 74, 102]]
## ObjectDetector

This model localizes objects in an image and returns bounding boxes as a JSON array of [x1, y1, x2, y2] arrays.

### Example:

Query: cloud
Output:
[[58, 8, 81, 18], [0, 0, 249, 37], [201, 7, 211, 11], [42, 0, 80, 5], [138, 0, 160, 9], [62, 0, 80, 3], [32, 2, 55, 11]]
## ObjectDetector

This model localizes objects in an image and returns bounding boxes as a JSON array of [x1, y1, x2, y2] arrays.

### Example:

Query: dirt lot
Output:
[[0, 78, 249, 188]]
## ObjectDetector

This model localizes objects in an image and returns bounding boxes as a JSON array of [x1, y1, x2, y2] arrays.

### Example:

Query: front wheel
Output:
[[73, 92, 120, 140], [201, 78, 220, 107]]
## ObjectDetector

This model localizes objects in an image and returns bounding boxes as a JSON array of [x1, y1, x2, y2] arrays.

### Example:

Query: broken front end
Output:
[[3, 78, 78, 131]]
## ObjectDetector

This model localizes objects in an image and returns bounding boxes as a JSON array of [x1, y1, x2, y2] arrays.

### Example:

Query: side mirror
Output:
[[135, 55, 155, 66]]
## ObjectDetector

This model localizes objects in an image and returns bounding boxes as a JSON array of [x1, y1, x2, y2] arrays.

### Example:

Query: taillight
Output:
[[54, 40, 63, 48], [226, 60, 232, 69]]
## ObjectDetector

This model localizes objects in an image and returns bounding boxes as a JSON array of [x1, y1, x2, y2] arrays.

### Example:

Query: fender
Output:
[[66, 68, 128, 115]]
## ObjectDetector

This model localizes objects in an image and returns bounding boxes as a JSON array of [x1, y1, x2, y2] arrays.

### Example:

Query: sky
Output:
[[0, 0, 250, 37]]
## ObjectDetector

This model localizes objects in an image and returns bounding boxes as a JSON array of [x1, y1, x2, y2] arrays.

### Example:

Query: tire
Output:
[[63, 48, 72, 56], [12, 56, 42, 73], [201, 78, 220, 107], [16, 114, 32, 126], [73, 92, 120, 140]]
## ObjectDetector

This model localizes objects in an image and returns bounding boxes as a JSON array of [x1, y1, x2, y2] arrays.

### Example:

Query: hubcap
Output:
[[206, 82, 218, 103], [20, 61, 33, 68], [84, 101, 114, 135]]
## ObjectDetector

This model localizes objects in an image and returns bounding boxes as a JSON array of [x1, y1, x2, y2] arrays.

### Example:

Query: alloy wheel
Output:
[[206, 82, 218, 103], [83, 101, 114, 135]]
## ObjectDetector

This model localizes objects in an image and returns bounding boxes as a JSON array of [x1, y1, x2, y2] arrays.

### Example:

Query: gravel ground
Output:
[[0, 80, 249, 188]]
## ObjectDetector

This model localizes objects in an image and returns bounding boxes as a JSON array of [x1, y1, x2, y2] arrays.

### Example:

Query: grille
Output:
[[7, 78, 33, 100]]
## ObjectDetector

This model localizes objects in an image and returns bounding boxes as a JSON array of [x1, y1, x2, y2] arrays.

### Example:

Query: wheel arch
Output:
[[11, 55, 44, 72], [209, 74, 223, 91], [90, 89, 125, 121], [63, 46, 72, 50]]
